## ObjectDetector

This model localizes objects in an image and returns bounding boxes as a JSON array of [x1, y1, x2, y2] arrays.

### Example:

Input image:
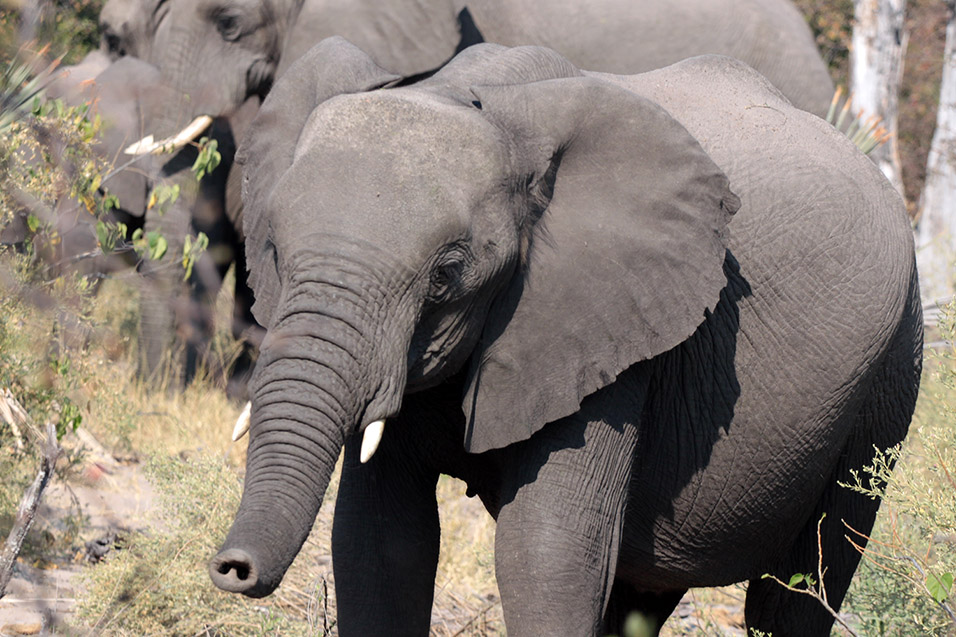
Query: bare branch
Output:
[[0, 422, 62, 599]]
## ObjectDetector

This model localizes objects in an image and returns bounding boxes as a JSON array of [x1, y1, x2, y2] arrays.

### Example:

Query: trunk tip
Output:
[[209, 547, 273, 598]]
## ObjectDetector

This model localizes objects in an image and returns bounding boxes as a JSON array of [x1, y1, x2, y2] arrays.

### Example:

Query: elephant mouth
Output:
[[124, 114, 213, 155]]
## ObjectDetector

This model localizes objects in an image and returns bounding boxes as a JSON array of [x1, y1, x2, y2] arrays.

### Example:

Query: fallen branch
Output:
[[0, 388, 32, 452], [0, 422, 62, 600]]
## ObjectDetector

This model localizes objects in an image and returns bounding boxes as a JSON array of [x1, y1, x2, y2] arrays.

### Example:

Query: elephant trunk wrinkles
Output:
[[210, 275, 403, 597]]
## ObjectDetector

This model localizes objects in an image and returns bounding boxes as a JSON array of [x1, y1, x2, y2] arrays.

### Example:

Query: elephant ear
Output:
[[461, 77, 740, 453], [239, 37, 399, 328]]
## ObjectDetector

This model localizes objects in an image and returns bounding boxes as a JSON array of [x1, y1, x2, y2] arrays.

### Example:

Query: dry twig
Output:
[[0, 421, 62, 599]]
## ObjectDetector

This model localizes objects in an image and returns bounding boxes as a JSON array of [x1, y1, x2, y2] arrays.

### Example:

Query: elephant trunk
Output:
[[209, 271, 408, 597]]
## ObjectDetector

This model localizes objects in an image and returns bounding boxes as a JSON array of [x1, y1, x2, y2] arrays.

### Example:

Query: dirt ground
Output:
[[0, 430, 158, 635], [0, 428, 754, 636]]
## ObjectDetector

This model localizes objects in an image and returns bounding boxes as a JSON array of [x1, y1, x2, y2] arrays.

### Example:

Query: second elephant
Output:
[[45, 54, 263, 394]]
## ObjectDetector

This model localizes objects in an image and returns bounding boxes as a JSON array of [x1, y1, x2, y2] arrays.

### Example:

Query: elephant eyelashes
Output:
[[428, 263, 460, 300], [214, 11, 242, 41]]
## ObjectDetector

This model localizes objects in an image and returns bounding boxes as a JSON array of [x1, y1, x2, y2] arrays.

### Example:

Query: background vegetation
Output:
[[0, 2, 954, 635]]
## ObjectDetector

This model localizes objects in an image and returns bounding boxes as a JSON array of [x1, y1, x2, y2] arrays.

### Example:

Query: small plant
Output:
[[837, 301, 956, 635], [761, 514, 861, 636], [826, 86, 892, 155]]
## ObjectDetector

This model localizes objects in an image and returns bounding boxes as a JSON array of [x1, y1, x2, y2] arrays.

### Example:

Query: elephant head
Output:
[[99, 0, 165, 60], [119, 0, 469, 153], [209, 38, 738, 597]]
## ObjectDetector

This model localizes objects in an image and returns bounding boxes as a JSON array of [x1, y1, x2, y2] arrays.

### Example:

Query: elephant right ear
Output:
[[240, 37, 400, 328]]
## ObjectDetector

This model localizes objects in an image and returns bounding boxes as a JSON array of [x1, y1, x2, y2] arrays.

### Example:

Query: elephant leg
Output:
[[493, 380, 642, 636], [602, 582, 685, 637], [182, 248, 224, 383], [332, 402, 443, 636], [744, 299, 921, 636]]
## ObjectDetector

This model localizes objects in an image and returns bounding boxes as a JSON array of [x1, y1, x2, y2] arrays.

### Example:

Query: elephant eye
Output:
[[215, 12, 242, 41], [428, 261, 462, 300]]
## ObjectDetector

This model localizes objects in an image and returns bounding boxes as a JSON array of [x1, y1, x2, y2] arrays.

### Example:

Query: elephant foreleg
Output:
[[332, 410, 442, 636], [493, 379, 642, 636]]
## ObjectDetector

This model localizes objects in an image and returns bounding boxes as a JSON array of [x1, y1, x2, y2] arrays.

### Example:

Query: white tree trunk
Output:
[[916, 1, 956, 304], [851, 0, 908, 196]]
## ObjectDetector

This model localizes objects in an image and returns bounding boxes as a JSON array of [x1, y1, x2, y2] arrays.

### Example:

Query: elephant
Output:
[[33, 52, 263, 395], [114, 0, 833, 155], [207, 39, 922, 636], [93, 0, 264, 396]]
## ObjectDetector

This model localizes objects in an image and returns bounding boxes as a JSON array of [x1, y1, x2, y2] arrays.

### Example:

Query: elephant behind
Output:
[[111, 0, 834, 157], [209, 40, 920, 636], [33, 53, 262, 394]]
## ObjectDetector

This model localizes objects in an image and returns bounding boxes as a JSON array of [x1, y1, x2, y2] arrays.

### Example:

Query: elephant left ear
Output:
[[461, 76, 740, 454]]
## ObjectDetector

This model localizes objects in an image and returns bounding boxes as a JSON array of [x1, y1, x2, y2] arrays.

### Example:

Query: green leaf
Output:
[[788, 573, 805, 588], [26, 214, 39, 233], [927, 572, 953, 603], [95, 220, 112, 252], [147, 232, 168, 261], [191, 137, 221, 181]]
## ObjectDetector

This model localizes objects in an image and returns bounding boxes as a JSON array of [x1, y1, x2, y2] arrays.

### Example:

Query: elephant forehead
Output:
[[269, 92, 512, 260], [295, 91, 507, 187]]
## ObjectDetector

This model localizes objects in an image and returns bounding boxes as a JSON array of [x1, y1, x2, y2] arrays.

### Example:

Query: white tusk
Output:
[[123, 134, 155, 155], [232, 401, 252, 442], [360, 420, 385, 464], [124, 114, 214, 155]]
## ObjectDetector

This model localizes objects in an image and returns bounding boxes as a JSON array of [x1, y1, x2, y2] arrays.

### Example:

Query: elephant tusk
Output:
[[124, 114, 214, 155], [360, 420, 385, 464], [232, 401, 252, 442]]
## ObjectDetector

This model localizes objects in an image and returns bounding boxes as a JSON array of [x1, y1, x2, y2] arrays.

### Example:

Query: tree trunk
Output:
[[851, 0, 908, 196], [916, 1, 956, 304]]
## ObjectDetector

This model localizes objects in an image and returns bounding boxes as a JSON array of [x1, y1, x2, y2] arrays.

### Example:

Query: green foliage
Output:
[[146, 182, 180, 216], [182, 231, 209, 280], [826, 87, 891, 155], [77, 454, 311, 635], [192, 136, 221, 181], [2, 1, 106, 64], [0, 292, 87, 441], [0, 54, 56, 132], [839, 302, 956, 634], [130, 228, 168, 261]]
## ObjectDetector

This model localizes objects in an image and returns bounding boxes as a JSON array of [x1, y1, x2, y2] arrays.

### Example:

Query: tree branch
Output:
[[0, 422, 62, 599]]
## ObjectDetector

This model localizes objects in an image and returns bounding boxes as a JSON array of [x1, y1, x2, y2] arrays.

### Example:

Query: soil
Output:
[[0, 430, 754, 636], [0, 431, 158, 636]]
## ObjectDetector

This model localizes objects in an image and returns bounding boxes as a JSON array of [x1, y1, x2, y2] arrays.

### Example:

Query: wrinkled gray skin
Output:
[[38, 52, 260, 393], [115, 0, 833, 144], [99, 0, 831, 395], [96, 0, 264, 395], [209, 40, 921, 636]]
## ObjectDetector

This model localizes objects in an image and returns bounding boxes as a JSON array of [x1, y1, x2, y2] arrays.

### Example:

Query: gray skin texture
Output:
[[96, 0, 264, 395], [209, 39, 921, 636], [40, 52, 260, 393], [119, 0, 833, 142]]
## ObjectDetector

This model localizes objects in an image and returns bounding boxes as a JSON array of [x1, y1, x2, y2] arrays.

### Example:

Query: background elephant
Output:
[[94, 0, 263, 396], [36, 52, 262, 395], [114, 0, 833, 151], [208, 39, 921, 636]]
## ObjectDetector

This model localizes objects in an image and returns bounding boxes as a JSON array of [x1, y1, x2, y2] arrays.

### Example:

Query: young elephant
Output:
[[38, 55, 262, 393], [212, 39, 921, 636]]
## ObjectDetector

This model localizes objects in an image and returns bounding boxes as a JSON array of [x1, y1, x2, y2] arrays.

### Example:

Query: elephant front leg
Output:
[[332, 415, 442, 636], [493, 390, 641, 636]]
